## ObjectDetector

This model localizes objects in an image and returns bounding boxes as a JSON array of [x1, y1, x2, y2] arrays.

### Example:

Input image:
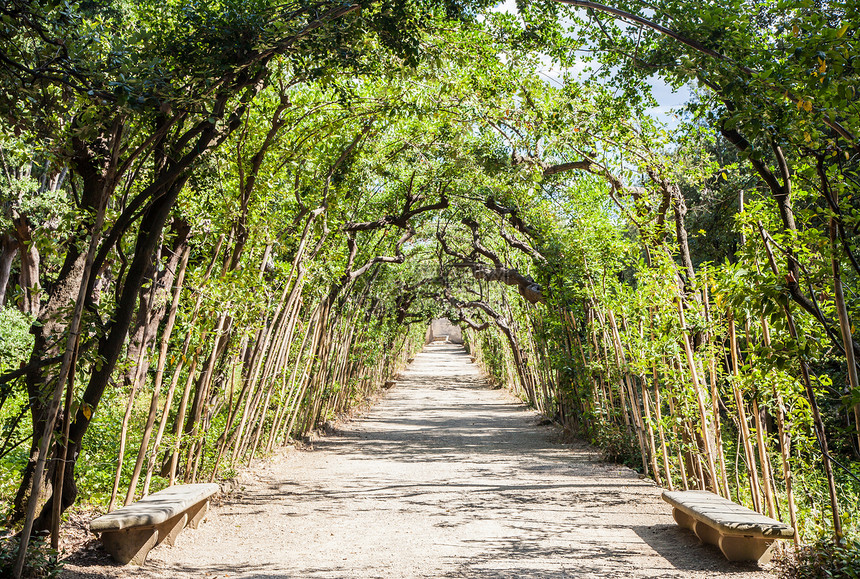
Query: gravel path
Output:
[[63, 343, 770, 578]]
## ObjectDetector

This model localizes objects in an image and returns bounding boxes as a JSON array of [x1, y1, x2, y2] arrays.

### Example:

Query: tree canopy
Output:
[[1, 1, 858, 575]]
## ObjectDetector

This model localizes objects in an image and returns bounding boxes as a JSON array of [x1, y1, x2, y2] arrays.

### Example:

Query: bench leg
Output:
[[155, 512, 188, 547], [671, 507, 695, 531], [718, 535, 775, 564], [693, 519, 722, 547], [186, 499, 210, 529], [100, 528, 159, 565]]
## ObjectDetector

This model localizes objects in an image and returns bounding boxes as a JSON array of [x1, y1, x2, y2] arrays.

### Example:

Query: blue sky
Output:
[[490, 0, 693, 127]]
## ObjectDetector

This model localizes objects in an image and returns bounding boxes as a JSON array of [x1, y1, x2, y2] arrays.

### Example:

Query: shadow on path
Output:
[[62, 343, 769, 579]]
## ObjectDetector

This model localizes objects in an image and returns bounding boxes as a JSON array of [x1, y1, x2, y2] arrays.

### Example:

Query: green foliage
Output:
[[0, 0, 856, 566], [776, 536, 860, 579], [592, 420, 643, 472], [0, 308, 32, 374], [0, 535, 62, 579], [0, 309, 32, 515]]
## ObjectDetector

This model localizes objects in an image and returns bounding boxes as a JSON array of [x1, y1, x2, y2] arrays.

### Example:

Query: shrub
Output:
[[0, 307, 33, 374], [775, 537, 860, 579], [0, 535, 63, 579], [592, 421, 643, 472]]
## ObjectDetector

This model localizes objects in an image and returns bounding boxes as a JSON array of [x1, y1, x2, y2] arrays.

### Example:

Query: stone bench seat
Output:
[[90, 483, 219, 565], [662, 489, 794, 564]]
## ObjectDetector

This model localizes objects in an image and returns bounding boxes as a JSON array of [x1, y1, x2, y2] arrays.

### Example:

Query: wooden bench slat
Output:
[[663, 490, 794, 538], [91, 483, 219, 532]]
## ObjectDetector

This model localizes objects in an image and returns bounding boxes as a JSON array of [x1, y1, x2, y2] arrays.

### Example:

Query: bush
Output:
[[0, 535, 63, 579], [592, 420, 643, 472], [775, 537, 860, 579], [0, 307, 33, 374], [0, 308, 35, 514]]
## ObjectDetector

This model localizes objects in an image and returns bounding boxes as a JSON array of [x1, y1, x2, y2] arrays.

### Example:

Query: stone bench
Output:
[[90, 483, 219, 565], [662, 490, 794, 564]]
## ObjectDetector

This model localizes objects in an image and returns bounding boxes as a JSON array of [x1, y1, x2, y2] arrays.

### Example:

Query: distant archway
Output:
[[425, 318, 463, 344]]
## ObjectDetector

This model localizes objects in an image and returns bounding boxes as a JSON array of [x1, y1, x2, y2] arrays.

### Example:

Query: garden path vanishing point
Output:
[[63, 342, 770, 579]]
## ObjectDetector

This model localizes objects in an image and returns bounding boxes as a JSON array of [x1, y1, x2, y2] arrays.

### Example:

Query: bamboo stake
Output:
[[142, 341, 194, 495], [743, 320, 778, 519], [676, 298, 719, 493], [168, 352, 201, 485], [148, 236, 226, 490], [728, 312, 762, 512], [639, 374, 661, 485], [274, 306, 317, 446], [652, 364, 673, 489], [759, 225, 842, 539], [751, 396, 777, 518], [108, 264, 164, 509], [605, 309, 649, 473], [821, 167, 860, 451], [634, 317, 662, 485], [233, 267, 309, 461], [124, 244, 191, 504], [207, 351, 244, 481], [239, 328, 287, 466], [283, 303, 328, 440], [182, 311, 230, 477], [265, 298, 305, 453], [702, 283, 731, 498], [666, 392, 689, 490], [590, 325, 611, 419], [107, 333, 151, 512], [760, 314, 799, 543], [673, 354, 705, 490]]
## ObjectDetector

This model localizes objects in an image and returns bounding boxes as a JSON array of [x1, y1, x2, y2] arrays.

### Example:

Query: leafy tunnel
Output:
[[0, 0, 859, 573]]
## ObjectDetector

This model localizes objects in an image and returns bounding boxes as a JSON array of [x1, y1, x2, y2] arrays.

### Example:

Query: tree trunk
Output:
[[13, 215, 41, 316], [0, 233, 18, 307], [31, 176, 188, 531], [121, 219, 191, 389], [11, 237, 89, 525]]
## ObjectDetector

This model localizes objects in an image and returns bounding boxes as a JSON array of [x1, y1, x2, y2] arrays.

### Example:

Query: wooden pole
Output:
[[124, 244, 190, 503], [677, 298, 719, 493], [652, 364, 673, 489], [759, 224, 842, 539], [702, 283, 731, 498], [728, 312, 762, 512]]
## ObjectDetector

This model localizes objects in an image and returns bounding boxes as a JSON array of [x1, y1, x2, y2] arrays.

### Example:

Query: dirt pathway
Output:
[[64, 343, 770, 578]]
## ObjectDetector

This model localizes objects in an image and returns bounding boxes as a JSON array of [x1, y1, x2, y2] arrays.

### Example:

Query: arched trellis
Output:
[[1, 3, 857, 572]]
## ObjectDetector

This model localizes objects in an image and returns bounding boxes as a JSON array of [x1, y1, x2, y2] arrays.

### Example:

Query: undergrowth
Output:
[[775, 536, 860, 579], [0, 535, 63, 578]]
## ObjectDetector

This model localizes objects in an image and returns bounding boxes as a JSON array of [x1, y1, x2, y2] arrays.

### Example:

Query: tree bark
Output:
[[121, 219, 191, 389], [11, 126, 116, 527], [12, 215, 41, 316], [0, 233, 17, 307], [30, 175, 188, 531]]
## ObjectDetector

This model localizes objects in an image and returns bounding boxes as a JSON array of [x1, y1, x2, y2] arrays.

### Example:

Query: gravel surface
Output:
[[62, 342, 772, 578]]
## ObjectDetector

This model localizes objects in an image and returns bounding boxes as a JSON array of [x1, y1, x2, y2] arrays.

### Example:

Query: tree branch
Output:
[[555, 0, 857, 147], [344, 194, 448, 232]]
